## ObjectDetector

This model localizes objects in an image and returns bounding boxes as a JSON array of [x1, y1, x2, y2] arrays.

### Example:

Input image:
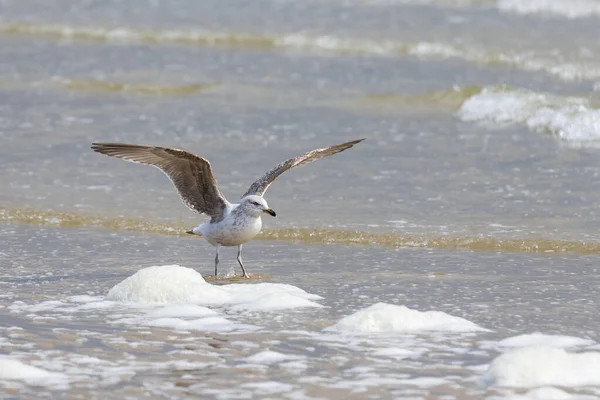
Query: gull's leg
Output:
[[237, 245, 250, 278], [214, 244, 220, 278]]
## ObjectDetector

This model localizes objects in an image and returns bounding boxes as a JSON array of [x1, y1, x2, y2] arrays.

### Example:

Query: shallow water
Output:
[[2, 222, 600, 398], [2, 0, 600, 398]]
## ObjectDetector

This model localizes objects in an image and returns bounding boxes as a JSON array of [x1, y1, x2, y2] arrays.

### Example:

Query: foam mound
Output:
[[498, 333, 595, 349], [106, 265, 323, 310], [0, 358, 69, 390], [107, 265, 230, 305], [483, 347, 600, 388], [327, 303, 487, 333], [244, 350, 304, 365]]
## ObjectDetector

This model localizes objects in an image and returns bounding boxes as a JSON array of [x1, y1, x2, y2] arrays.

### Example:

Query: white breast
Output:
[[198, 215, 263, 247]]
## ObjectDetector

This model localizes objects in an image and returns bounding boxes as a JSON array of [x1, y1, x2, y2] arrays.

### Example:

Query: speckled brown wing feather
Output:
[[242, 138, 365, 198], [91, 143, 229, 221]]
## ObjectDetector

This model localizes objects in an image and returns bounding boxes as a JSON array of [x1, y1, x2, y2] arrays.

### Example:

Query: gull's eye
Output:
[[251, 201, 259, 206]]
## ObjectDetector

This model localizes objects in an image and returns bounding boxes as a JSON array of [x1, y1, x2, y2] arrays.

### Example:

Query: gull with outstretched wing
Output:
[[91, 139, 364, 278]]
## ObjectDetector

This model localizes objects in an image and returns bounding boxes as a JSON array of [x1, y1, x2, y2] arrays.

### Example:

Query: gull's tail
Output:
[[186, 230, 202, 237]]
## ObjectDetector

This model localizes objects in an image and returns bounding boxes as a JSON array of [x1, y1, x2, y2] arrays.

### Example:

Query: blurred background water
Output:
[[2, 0, 600, 398]]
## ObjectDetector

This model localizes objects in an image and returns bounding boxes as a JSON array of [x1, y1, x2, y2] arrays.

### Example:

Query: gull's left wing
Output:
[[242, 138, 365, 198]]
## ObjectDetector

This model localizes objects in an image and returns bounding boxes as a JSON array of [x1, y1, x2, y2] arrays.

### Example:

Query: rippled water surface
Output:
[[2, 0, 600, 398]]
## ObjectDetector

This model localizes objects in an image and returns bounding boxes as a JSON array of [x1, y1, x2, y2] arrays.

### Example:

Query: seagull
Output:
[[91, 138, 364, 278]]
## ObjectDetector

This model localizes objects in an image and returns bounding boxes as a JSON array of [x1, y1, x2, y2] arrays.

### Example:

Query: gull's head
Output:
[[240, 195, 276, 217]]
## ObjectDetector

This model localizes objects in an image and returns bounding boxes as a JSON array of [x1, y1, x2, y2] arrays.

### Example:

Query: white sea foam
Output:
[[220, 282, 323, 302], [102, 265, 324, 331], [497, 333, 596, 349], [244, 350, 305, 365], [68, 295, 104, 303], [371, 347, 422, 359], [498, 0, 600, 19], [143, 316, 243, 332], [489, 386, 598, 400], [482, 347, 600, 388], [458, 87, 600, 146], [0, 358, 69, 390], [106, 265, 230, 305], [327, 302, 487, 333], [229, 292, 324, 311], [240, 381, 295, 395], [8, 266, 323, 335], [107, 265, 323, 310], [144, 305, 219, 318]]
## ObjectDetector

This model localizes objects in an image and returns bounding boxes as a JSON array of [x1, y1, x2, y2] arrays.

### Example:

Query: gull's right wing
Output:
[[91, 143, 229, 221]]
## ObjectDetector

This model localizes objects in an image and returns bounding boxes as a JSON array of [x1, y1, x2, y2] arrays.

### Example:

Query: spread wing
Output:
[[242, 138, 365, 198], [91, 143, 229, 221]]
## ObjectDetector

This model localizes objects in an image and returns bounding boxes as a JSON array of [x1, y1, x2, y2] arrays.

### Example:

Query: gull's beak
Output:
[[263, 208, 276, 217]]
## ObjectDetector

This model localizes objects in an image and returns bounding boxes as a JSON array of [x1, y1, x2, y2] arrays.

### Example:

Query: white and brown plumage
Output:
[[91, 138, 364, 278]]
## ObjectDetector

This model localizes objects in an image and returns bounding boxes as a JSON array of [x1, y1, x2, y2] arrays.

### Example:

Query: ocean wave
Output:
[[497, 0, 600, 19], [0, 23, 275, 47], [350, 0, 600, 19], [2, 206, 599, 255], [407, 42, 600, 81], [457, 86, 600, 145], [2, 23, 600, 81]]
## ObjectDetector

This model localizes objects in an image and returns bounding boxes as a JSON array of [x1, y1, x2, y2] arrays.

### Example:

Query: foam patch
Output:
[[483, 347, 600, 388], [327, 303, 488, 333], [0, 358, 69, 390]]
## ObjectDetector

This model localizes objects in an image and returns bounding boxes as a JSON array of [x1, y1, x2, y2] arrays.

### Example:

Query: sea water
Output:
[[2, 0, 600, 398]]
